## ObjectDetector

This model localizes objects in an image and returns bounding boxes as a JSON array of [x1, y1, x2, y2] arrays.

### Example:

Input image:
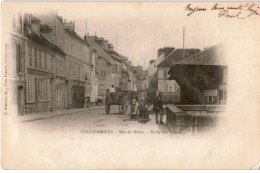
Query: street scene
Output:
[[3, 2, 260, 170], [5, 8, 228, 134]]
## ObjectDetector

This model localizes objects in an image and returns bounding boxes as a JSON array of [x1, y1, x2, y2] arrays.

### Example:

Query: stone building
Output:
[[36, 13, 91, 109], [85, 36, 113, 104], [23, 14, 67, 113], [64, 24, 90, 108]]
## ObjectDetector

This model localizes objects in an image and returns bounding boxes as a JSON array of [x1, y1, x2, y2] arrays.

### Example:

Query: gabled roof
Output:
[[174, 44, 227, 66], [157, 48, 200, 67]]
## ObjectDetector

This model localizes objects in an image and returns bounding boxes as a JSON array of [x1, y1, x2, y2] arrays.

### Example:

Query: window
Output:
[[39, 50, 41, 69], [164, 83, 168, 92], [51, 55, 54, 72], [209, 96, 212, 102], [16, 43, 22, 72], [37, 77, 50, 101], [55, 57, 57, 74], [224, 91, 227, 104], [44, 53, 47, 70], [222, 69, 228, 83], [34, 48, 37, 68], [60, 60, 62, 75], [26, 76, 36, 103], [112, 64, 116, 73], [29, 46, 32, 67], [79, 66, 81, 80], [164, 70, 168, 79]]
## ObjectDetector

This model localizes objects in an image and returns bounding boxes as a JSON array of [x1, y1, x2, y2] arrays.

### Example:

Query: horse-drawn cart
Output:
[[105, 89, 125, 115]]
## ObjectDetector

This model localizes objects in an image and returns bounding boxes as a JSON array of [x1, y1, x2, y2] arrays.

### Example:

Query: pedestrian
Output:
[[153, 92, 164, 124], [86, 97, 90, 108], [138, 98, 150, 124], [105, 89, 112, 114], [109, 85, 115, 98], [123, 92, 131, 119]]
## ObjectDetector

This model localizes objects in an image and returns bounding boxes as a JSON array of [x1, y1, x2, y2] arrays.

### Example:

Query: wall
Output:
[[158, 67, 180, 93], [96, 57, 111, 101], [25, 39, 54, 114], [4, 14, 26, 116]]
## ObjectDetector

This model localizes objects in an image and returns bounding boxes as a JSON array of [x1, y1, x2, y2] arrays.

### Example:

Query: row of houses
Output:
[[147, 44, 228, 105], [4, 12, 148, 116]]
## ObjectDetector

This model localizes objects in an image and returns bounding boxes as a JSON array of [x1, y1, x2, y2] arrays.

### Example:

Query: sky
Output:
[[55, 2, 230, 69], [7, 2, 245, 69]]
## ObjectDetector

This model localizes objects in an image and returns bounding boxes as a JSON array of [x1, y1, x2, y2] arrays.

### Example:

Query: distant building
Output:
[[157, 48, 200, 103], [120, 57, 136, 92], [85, 36, 113, 104], [147, 47, 175, 79], [135, 66, 149, 100], [147, 47, 176, 103], [108, 50, 122, 90], [168, 45, 228, 105]]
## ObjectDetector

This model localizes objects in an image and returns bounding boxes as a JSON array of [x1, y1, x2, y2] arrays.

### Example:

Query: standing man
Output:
[[105, 89, 112, 114], [153, 92, 164, 124], [109, 85, 115, 98]]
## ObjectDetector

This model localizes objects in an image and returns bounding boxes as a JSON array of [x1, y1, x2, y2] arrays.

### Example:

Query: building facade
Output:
[[86, 36, 113, 103], [168, 45, 228, 105], [64, 26, 89, 108], [157, 49, 200, 103], [3, 12, 26, 116], [24, 14, 67, 113]]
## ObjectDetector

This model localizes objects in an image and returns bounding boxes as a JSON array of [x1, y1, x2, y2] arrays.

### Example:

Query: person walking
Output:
[[138, 98, 150, 124], [153, 92, 164, 124]]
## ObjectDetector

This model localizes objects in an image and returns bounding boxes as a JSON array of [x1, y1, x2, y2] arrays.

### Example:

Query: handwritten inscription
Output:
[[185, 3, 260, 19]]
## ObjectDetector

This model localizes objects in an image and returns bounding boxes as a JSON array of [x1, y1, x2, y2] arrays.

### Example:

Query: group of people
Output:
[[105, 85, 165, 124], [123, 92, 150, 124], [123, 91, 164, 124]]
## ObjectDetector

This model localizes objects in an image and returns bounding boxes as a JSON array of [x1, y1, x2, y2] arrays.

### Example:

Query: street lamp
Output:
[[170, 86, 172, 103]]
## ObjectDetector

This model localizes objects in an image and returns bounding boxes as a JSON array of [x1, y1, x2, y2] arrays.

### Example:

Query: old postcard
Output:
[[1, 1, 260, 170]]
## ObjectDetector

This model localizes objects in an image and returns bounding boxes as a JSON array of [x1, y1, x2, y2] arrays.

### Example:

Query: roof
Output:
[[65, 28, 89, 46], [110, 53, 122, 62], [157, 48, 201, 67], [27, 28, 66, 56], [92, 42, 112, 64], [174, 44, 227, 66], [40, 24, 53, 33]]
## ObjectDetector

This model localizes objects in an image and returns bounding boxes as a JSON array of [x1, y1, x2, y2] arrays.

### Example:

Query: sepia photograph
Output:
[[1, 1, 260, 170]]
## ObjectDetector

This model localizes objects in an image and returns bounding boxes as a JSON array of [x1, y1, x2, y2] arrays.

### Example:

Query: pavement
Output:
[[17, 105, 104, 123], [16, 105, 171, 135]]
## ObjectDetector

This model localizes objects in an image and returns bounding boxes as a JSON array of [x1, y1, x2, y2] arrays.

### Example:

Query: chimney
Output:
[[108, 43, 114, 51], [73, 21, 75, 31], [102, 40, 109, 50], [158, 47, 175, 58]]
